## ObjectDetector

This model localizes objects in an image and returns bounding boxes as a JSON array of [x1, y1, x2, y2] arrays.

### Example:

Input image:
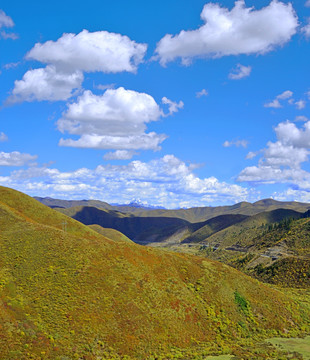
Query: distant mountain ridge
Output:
[[34, 196, 310, 223], [112, 198, 166, 210]]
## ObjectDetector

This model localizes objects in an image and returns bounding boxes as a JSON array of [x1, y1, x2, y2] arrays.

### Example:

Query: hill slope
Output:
[[57, 205, 191, 244], [1, 186, 310, 359]]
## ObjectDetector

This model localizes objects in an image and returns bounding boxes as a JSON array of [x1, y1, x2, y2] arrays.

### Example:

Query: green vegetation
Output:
[[1, 186, 310, 359], [234, 291, 250, 315]]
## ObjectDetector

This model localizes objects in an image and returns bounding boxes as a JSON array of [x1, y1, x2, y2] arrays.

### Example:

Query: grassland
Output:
[[1, 186, 310, 359]]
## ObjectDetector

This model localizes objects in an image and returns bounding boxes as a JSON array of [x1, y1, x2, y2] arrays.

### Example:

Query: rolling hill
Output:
[[56, 205, 190, 244], [1, 185, 310, 359]]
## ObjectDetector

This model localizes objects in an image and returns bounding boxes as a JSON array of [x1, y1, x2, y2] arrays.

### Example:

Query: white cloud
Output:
[[277, 90, 293, 100], [264, 99, 282, 108], [306, 1, 310, 7], [4, 155, 249, 208], [228, 64, 251, 80], [246, 151, 258, 159], [8, 65, 84, 103], [295, 100, 306, 110], [0, 10, 17, 40], [264, 90, 293, 108], [273, 188, 310, 203], [155, 1, 298, 65], [223, 139, 248, 148], [0, 10, 14, 28], [103, 150, 138, 160], [0, 132, 8, 142], [263, 141, 308, 169], [26, 29, 147, 73], [0, 151, 37, 166], [238, 120, 310, 187], [9, 30, 147, 104], [161, 97, 184, 116], [275, 121, 310, 148], [59, 133, 166, 151], [196, 89, 208, 98], [57, 87, 170, 151]]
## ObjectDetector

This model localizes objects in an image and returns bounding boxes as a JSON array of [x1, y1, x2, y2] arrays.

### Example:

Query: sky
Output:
[[0, 0, 310, 208]]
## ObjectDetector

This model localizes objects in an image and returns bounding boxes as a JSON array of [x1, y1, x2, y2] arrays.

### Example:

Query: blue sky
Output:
[[0, 0, 310, 208]]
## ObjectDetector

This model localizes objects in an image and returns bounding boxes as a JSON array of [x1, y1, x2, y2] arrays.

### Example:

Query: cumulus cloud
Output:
[[161, 97, 184, 116], [223, 139, 248, 148], [228, 64, 251, 80], [9, 30, 147, 104], [0, 151, 37, 166], [7, 65, 84, 103], [103, 150, 138, 160], [57, 87, 176, 151], [3, 155, 249, 208], [273, 188, 310, 203], [155, 1, 298, 65], [238, 120, 310, 188], [26, 29, 147, 73], [0, 132, 8, 142], [196, 89, 208, 98], [264, 90, 293, 108]]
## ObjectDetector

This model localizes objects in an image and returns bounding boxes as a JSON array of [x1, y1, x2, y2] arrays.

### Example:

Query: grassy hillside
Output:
[[1, 186, 310, 359], [204, 209, 303, 250], [182, 214, 249, 244], [87, 224, 133, 243], [229, 215, 310, 287], [156, 209, 307, 288]]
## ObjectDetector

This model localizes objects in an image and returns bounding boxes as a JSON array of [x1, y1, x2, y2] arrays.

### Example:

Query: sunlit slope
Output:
[[87, 224, 133, 243], [0, 187, 309, 359], [203, 208, 303, 249], [0, 186, 103, 239], [231, 215, 310, 287], [182, 214, 249, 244]]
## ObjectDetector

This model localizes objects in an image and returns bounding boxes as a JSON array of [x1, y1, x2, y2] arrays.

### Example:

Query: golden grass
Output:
[[0, 186, 310, 359]]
